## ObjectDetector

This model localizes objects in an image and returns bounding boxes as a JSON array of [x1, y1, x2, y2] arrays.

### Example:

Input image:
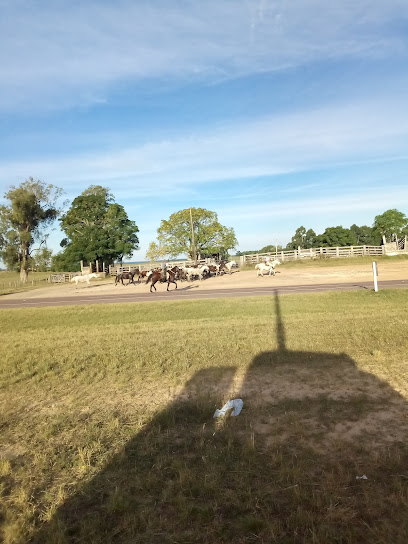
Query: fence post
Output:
[[281, 251, 284, 262], [350, 246, 354, 256], [336, 247, 339, 257], [363, 245, 366, 256]]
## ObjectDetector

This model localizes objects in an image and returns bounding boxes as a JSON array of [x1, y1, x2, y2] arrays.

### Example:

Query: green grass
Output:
[[1, 291, 408, 543], [0, 271, 52, 296]]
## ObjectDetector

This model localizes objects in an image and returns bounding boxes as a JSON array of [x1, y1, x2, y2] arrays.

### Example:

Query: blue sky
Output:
[[1, 0, 408, 259]]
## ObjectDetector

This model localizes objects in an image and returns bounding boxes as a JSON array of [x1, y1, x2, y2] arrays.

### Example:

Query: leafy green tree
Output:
[[0, 178, 63, 282], [287, 227, 316, 249], [32, 247, 53, 271], [51, 249, 81, 272], [145, 241, 167, 262], [59, 186, 139, 268], [148, 208, 237, 261], [259, 244, 283, 253], [317, 226, 357, 247], [373, 209, 408, 243], [304, 229, 317, 248], [350, 224, 380, 245], [289, 226, 306, 249]]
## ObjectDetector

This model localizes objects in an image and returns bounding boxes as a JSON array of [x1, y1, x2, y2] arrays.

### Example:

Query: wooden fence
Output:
[[50, 273, 77, 283], [0, 277, 50, 291], [242, 245, 385, 265]]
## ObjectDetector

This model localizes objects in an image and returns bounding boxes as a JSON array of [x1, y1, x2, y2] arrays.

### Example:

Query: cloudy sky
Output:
[[1, 0, 407, 258]]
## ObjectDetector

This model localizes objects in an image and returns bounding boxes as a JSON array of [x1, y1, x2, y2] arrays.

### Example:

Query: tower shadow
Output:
[[30, 294, 408, 543]]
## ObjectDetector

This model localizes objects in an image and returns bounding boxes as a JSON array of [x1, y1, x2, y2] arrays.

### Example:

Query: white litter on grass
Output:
[[356, 475, 368, 480], [213, 399, 243, 418]]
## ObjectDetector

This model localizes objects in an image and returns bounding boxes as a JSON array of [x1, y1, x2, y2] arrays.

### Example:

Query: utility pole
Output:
[[190, 208, 196, 264]]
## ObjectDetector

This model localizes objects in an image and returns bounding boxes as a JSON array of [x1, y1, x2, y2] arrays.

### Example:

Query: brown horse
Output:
[[114, 269, 140, 286], [146, 269, 177, 292], [169, 265, 186, 281]]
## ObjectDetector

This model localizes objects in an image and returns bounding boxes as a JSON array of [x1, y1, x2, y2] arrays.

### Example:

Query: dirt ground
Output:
[[4, 260, 408, 300]]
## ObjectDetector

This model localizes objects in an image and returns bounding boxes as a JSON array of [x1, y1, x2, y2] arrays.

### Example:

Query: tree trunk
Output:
[[20, 243, 29, 283]]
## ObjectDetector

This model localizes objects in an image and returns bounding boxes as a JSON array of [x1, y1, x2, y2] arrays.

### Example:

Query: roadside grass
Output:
[[1, 290, 408, 543]]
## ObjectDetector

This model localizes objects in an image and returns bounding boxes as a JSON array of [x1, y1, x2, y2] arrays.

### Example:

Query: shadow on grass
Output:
[[29, 294, 408, 544]]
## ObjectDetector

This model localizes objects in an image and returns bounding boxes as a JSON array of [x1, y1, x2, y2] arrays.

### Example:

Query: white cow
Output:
[[255, 260, 281, 277], [71, 273, 99, 287]]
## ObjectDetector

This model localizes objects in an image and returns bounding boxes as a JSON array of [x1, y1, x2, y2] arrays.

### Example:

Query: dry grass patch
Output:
[[0, 290, 408, 543]]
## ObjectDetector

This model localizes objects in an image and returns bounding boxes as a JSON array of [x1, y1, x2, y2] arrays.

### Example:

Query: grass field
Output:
[[1, 290, 408, 543], [0, 271, 52, 296]]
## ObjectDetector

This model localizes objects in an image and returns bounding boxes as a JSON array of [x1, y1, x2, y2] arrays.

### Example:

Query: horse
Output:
[[184, 265, 208, 281], [70, 273, 99, 287], [219, 261, 237, 275], [146, 269, 177, 292], [169, 266, 184, 280], [208, 264, 220, 277], [255, 260, 281, 277], [114, 269, 140, 286]]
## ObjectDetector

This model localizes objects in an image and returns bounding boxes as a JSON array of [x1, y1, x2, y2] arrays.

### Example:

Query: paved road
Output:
[[0, 279, 406, 308]]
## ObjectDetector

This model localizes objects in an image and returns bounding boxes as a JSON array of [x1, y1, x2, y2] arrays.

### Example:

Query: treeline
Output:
[[0, 179, 139, 282], [236, 209, 408, 256]]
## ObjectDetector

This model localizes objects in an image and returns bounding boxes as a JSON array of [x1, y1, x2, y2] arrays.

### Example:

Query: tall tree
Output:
[[350, 224, 380, 246], [304, 229, 317, 248], [259, 244, 284, 253], [147, 208, 237, 261], [59, 185, 139, 269], [32, 247, 53, 271], [287, 226, 316, 249], [0, 178, 63, 282], [317, 226, 357, 247], [373, 209, 408, 243]]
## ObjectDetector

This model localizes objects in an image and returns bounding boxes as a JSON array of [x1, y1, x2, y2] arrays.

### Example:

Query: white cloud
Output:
[[1, 98, 407, 194], [0, 0, 407, 110]]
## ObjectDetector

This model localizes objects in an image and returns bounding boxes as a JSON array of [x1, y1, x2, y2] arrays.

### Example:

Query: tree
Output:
[[304, 229, 317, 248], [350, 224, 380, 246], [259, 244, 284, 253], [32, 247, 53, 271], [51, 250, 81, 272], [289, 226, 306, 249], [373, 209, 408, 243], [145, 241, 167, 262], [59, 186, 139, 268], [0, 178, 63, 282], [148, 208, 237, 261], [317, 226, 357, 247], [287, 226, 317, 249]]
